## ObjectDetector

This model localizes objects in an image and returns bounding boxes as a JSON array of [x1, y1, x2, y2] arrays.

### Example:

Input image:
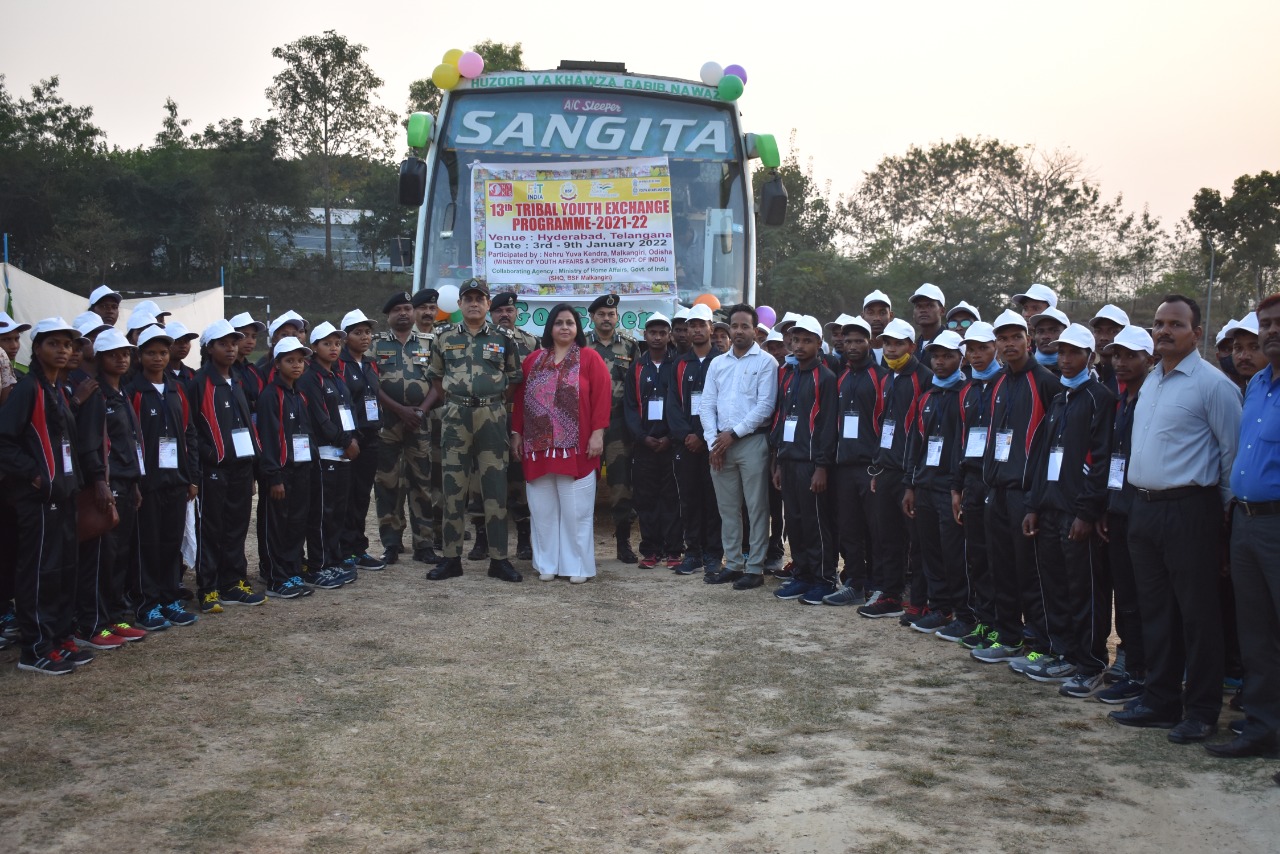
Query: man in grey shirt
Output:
[[1110, 295, 1243, 743], [701, 304, 779, 589]]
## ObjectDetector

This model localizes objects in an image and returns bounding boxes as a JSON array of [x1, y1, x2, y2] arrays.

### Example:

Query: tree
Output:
[[407, 41, 526, 118], [266, 30, 397, 263], [1190, 173, 1280, 308]]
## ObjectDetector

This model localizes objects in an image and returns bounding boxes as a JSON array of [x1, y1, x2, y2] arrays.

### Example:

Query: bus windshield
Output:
[[421, 89, 749, 306]]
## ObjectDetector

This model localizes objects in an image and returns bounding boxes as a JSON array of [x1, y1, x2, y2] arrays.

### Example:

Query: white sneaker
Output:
[[538, 573, 555, 582], [569, 576, 588, 584]]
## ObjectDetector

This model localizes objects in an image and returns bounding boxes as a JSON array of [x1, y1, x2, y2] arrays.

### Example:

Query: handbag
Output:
[[77, 412, 120, 542]]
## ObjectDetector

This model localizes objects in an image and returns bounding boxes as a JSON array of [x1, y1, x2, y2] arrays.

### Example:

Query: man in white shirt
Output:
[[700, 304, 779, 589]]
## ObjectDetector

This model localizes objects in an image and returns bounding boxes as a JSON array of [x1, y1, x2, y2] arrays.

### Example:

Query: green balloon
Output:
[[717, 74, 744, 101], [450, 310, 463, 322]]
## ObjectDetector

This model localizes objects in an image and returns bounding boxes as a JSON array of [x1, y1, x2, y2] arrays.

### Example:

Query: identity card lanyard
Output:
[[229, 384, 255, 459], [1109, 394, 1131, 490], [157, 387, 180, 470], [994, 378, 1016, 463]]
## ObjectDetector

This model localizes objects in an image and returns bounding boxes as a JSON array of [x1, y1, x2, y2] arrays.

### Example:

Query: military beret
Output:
[[382, 291, 413, 314], [589, 293, 620, 313], [411, 289, 440, 308], [490, 291, 519, 310]]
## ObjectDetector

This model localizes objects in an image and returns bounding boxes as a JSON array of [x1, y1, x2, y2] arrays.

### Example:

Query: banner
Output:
[[470, 157, 677, 296], [501, 292, 680, 338]]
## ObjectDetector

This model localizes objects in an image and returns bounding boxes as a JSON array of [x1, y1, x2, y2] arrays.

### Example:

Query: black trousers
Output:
[[915, 486, 967, 614], [767, 477, 784, 559], [13, 493, 76, 656], [308, 458, 351, 569], [0, 494, 16, 615], [674, 446, 721, 559], [76, 476, 139, 631], [261, 464, 312, 586], [960, 477, 990, 625], [1106, 512, 1146, 677], [779, 460, 836, 585], [196, 461, 255, 596], [833, 464, 875, 592], [1128, 488, 1224, 724], [632, 444, 682, 557], [984, 486, 1045, 645], [1230, 508, 1280, 741], [136, 482, 189, 612], [1037, 509, 1108, 675], [868, 467, 919, 601], [341, 431, 379, 557]]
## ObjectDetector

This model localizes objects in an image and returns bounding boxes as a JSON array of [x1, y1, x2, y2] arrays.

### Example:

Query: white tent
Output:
[[2, 263, 224, 369]]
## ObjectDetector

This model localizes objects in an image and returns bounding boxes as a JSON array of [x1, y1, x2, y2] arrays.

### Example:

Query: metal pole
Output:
[[1203, 238, 1216, 357]]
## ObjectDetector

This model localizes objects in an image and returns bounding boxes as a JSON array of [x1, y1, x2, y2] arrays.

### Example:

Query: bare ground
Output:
[[1, 512, 1277, 854]]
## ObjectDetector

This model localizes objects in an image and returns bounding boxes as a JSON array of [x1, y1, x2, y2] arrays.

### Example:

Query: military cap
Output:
[[588, 293, 620, 314], [490, 291, 519, 310], [411, 288, 440, 308], [459, 278, 490, 298], [382, 291, 413, 314]]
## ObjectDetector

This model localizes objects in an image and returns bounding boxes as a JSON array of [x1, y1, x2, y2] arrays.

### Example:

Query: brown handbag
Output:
[[76, 414, 120, 542]]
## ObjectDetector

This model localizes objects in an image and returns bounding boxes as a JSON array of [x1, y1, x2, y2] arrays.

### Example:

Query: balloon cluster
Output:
[[432, 49, 485, 91], [699, 62, 748, 102]]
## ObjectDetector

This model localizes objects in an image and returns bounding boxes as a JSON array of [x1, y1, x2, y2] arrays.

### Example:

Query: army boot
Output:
[[615, 521, 638, 564], [467, 521, 489, 560], [515, 519, 533, 560]]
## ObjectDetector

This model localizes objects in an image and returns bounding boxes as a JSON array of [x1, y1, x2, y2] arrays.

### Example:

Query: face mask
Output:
[[1218, 354, 1236, 375], [970, 362, 1002, 381], [932, 369, 964, 389], [885, 352, 912, 372], [784, 354, 799, 366], [1034, 350, 1058, 367], [1061, 370, 1090, 389]]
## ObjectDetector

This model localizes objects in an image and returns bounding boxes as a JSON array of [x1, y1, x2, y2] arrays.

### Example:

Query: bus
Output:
[[398, 59, 786, 334]]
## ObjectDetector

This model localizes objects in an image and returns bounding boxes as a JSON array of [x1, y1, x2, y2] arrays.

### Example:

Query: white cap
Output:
[[910, 283, 945, 305], [269, 310, 307, 337], [792, 315, 824, 338], [765, 329, 784, 343], [841, 316, 875, 337], [201, 318, 245, 346], [644, 312, 671, 328], [1090, 304, 1130, 328], [126, 311, 159, 333], [881, 318, 916, 343], [92, 328, 132, 353], [309, 320, 346, 344], [1012, 283, 1058, 308], [166, 321, 199, 342], [1104, 325, 1154, 356], [1234, 311, 1260, 336], [673, 306, 691, 321], [136, 325, 175, 349], [74, 312, 111, 338], [992, 309, 1028, 331], [825, 312, 859, 329], [131, 299, 170, 319], [29, 317, 78, 342], [341, 309, 376, 331], [862, 290, 892, 309], [963, 321, 997, 344], [229, 312, 267, 332], [1028, 307, 1070, 329], [89, 285, 122, 306], [1053, 323, 1097, 352], [947, 301, 982, 322], [685, 304, 714, 323], [756, 322, 772, 335], [927, 330, 965, 351], [776, 311, 801, 330], [0, 312, 32, 335], [1215, 320, 1239, 345], [273, 337, 312, 359]]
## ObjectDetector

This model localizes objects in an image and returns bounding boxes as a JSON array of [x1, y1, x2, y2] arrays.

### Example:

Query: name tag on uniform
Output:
[[61, 439, 74, 474], [1108, 454, 1126, 490], [1047, 446, 1064, 482], [880, 420, 896, 449], [965, 427, 988, 458], [338, 405, 356, 431], [158, 437, 179, 470], [647, 398, 664, 420], [843, 413, 859, 439], [926, 436, 943, 467], [364, 396, 380, 423], [292, 434, 312, 463], [137, 445, 147, 476], [994, 430, 1013, 462], [690, 391, 703, 417], [232, 428, 254, 458], [783, 415, 797, 443]]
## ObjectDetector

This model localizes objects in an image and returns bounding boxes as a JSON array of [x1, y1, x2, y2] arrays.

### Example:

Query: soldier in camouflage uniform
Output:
[[587, 293, 641, 563], [371, 291, 437, 564], [489, 291, 540, 560], [412, 289, 451, 552], [423, 279, 524, 583]]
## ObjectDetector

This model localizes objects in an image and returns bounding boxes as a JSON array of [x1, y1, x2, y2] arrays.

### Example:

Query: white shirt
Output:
[[701, 342, 778, 448]]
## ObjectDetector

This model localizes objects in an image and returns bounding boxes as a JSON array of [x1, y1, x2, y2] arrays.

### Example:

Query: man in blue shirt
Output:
[[1210, 293, 1280, 759]]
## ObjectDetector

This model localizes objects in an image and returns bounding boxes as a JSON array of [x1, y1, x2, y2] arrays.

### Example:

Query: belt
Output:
[[1237, 499, 1280, 517], [1134, 485, 1208, 502], [447, 393, 504, 407]]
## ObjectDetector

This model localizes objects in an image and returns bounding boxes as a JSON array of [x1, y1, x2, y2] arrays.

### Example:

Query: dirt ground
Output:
[[1, 509, 1277, 854]]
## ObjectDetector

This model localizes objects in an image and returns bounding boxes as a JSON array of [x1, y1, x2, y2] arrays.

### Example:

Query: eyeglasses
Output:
[[947, 318, 975, 330]]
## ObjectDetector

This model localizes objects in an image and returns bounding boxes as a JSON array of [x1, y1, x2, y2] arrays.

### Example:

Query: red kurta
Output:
[[512, 346, 612, 481]]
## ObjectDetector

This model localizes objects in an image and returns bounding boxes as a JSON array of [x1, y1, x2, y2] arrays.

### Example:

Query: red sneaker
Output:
[[665, 555, 683, 569], [75, 628, 127, 650], [639, 554, 659, 569], [58, 636, 96, 666], [108, 622, 148, 642]]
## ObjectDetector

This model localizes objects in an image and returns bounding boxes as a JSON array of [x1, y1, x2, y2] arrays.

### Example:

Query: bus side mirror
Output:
[[399, 157, 428, 207], [760, 170, 788, 227]]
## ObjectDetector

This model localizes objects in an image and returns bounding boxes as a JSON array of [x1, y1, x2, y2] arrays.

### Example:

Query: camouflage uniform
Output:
[[372, 329, 435, 555], [422, 320, 451, 550], [427, 320, 522, 560], [504, 326, 541, 527], [587, 327, 640, 527]]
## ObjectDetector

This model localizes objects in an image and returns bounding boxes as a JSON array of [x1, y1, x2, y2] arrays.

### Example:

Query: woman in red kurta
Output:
[[511, 304, 611, 582]]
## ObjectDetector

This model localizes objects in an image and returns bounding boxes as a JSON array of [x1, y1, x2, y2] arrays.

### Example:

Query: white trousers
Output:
[[526, 473, 597, 578]]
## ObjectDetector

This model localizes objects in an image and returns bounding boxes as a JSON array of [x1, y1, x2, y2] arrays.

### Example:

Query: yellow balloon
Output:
[[442, 48, 464, 68], [432, 63, 461, 90]]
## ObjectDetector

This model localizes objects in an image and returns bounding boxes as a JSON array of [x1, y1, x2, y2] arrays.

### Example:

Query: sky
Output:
[[4, 0, 1278, 230]]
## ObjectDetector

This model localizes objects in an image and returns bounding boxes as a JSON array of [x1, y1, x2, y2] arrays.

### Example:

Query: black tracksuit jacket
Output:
[[834, 356, 888, 467], [981, 361, 1062, 491], [1027, 377, 1116, 523]]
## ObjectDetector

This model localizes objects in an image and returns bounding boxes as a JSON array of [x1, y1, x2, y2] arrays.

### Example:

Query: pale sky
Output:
[[5, 0, 1278, 230]]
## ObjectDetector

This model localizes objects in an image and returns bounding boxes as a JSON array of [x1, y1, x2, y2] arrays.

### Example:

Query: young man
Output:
[[671, 307, 691, 356], [624, 313, 682, 569], [1028, 307, 1070, 375], [337, 309, 386, 571], [88, 285, 123, 328], [1012, 283, 1058, 322], [909, 283, 946, 356], [860, 291, 893, 367], [1089, 305, 1130, 395]]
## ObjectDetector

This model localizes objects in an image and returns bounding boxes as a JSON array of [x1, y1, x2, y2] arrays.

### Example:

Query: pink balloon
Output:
[[757, 305, 776, 327], [458, 51, 485, 78], [723, 64, 747, 84]]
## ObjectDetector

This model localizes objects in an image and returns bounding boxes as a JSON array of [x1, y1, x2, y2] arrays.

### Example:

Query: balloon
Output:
[[432, 63, 461, 90], [442, 49, 464, 67], [717, 74, 744, 102], [757, 305, 776, 327], [723, 64, 748, 84], [449, 310, 463, 323], [694, 293, 721, 310], [435, 308, 450, 322], [457, 51, 485, 78], [437, 283, 461, 313], [699, 61, 723, 87]]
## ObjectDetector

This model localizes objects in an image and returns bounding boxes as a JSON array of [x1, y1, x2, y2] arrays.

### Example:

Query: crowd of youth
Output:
[[1, 278, 1278, 766]]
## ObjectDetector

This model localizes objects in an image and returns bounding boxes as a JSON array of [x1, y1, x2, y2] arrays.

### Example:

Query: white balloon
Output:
[[699, 61, 723, 87], [437, 283, 460, 314]]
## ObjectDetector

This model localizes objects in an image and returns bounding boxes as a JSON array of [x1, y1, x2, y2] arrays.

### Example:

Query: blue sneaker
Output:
[[800, 584, 835, 605], [774, 579, 814, 601], [0, 609, 18, 640], [159, 601, 197, 627], [702, 553, 724, 575], [353, 553, 386, 571], [300, 568, 343, 590], [267, 577, 313, 599], [136, 606, 172, 632], [330, 565, 357, 585]]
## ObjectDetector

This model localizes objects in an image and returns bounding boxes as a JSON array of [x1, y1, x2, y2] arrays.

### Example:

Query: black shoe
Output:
[[355, 553, 387, 570], [515, 520, 533, 560], [412, 546, 440, 565], [1167, 719, 1217, 744], [1229, 718, 1245, 736], [467, 526, 489, 561], [380, 546, 402, 565], [732, 574, 764, 590], [616, 536, 638, 564], [488, 559, 523, 583], [705, 569, 743, 585], [1204, 734, 1279, 758], [427, 558, 463, 580], [1109, 704, 1178, 729]]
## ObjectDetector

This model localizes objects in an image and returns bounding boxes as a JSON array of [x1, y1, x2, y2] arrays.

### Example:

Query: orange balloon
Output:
[[436, 308, 449, 321], [693, 293, 721, 310]]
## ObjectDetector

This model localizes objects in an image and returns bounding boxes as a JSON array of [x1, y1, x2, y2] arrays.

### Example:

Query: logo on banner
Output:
[[489, 182, 513, 198], [559, 183, 578, 202]]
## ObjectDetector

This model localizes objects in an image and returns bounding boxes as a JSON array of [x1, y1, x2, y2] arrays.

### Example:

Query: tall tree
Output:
[[266, 30, 396, 263], [407, 41, 526, 118]]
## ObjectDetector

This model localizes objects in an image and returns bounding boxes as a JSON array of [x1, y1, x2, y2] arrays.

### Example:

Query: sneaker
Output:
[[800, 584, 836, 605], [971, 639, 1024, 663], [665, 555, 684, 569], [639, 554, 659, 569], [136, 606, 172, 632], [1104, 649, 1127, 684], [200, 591, 224, 614], [1023, 654, 1077, 683], [301, 568, 344, 590], [0, 610, 18, 640], [333, 565, 358, 585], [266, 577, 312, 599], [703, 554, 723, 575], [1097, 676, 1145, 705], [934, 618, 973, 642], [1059, 672, 1105, 698], [354, 552, 386, 571], [159, 601, 197, 627], [959, 623, 991, 649], [763, 554, 785, 574], [822, 586, 866, 607], [58, 637, 95, 667], [909, 611, 951, 634], [219, 580, 267, 606], [774, 579, 814, 600], [108, 622, 147, 642], [857, 592, 905, 619], [774, 561, 796, 580], [75, 628, 126, 650], [900, 604, 926, 627], [673, 555, 701, 576], [1008, 651, 1046, 674], [17, 648, 74, 675]]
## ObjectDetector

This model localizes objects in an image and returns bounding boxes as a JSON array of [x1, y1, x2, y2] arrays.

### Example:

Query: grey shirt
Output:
[[1128, 349, 1243, 506]]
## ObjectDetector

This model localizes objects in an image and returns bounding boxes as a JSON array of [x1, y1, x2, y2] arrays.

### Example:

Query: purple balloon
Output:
[[723, 64, 747, 85], [757, 305, 776, 327]]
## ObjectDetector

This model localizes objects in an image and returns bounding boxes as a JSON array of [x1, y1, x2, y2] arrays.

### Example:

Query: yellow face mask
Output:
[[885, 352, 912, 372]]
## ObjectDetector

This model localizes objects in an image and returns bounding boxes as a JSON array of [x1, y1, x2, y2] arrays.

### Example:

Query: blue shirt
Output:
[[1231, 364, 1280, 502]]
